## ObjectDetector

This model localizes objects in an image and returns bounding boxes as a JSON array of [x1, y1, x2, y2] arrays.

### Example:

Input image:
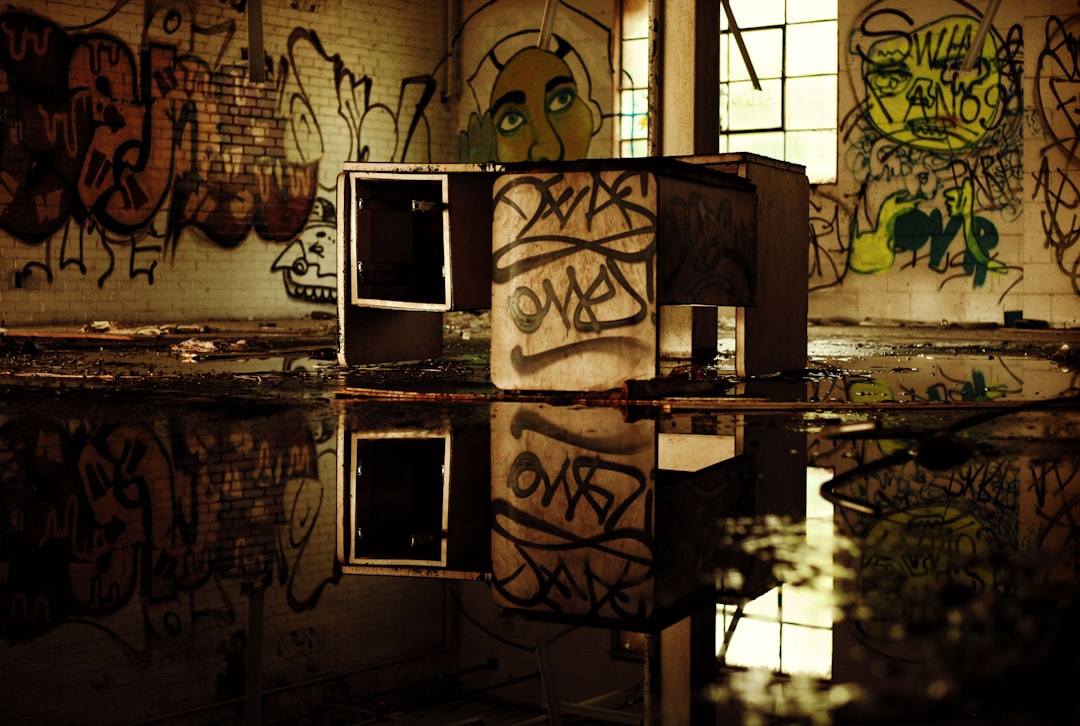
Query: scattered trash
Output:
[[171, 338, 220, 362], [83, 321, 113, 332]]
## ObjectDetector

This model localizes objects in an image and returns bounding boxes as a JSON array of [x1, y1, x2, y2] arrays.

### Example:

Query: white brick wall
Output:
[[15, 0, 1077, 329]]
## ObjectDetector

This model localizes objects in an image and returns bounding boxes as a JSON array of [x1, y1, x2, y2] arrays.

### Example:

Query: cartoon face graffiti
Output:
[[489, 47, 594, 162], [271, 197, 337, 304], [861, 15, 1003, 152]]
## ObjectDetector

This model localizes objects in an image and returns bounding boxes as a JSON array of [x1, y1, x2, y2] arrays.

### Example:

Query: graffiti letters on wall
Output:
[[0, 9, 316, 285], [0, 4, 443, 305], [823, 2, 1025, 299], [1, 1, 615, 313], [1033, 15, 1080, 295]]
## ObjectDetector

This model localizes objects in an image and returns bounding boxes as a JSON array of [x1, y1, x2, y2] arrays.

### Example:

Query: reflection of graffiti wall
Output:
[[812, 403, 1080, 688], [811, 1, 1080, 326], [0, 404, 450, 724]]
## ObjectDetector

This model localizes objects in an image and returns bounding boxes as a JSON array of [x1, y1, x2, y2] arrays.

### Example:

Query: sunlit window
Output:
[[719, 0, 837, 182], [618, 0, 838, 183], [618, 0, 651, 158]]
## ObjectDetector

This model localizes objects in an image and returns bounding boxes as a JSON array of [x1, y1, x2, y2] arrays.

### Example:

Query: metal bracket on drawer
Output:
[[357, 198, 446, 213]]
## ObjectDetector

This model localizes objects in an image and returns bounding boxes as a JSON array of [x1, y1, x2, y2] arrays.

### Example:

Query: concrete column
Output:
[[652, 0, 722, 363]]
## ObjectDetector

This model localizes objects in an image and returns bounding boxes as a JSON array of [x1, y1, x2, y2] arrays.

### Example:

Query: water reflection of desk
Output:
[[489, 402, 751, 630], [337, 399, 806, 725], [336, 401, 804, 619], [337, 404, 491, 579]]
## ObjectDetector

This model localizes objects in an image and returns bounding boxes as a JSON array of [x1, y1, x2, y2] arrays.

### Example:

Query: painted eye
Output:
[[548, 87, 575, 114], [292, 259, 309, 275], [497, 110, 526, 134], [308, 242, 325, 258]]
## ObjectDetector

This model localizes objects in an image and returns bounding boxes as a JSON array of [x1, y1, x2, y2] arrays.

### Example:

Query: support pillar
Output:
[[644, 606, 717, 726], [652, 0, 722, 363]]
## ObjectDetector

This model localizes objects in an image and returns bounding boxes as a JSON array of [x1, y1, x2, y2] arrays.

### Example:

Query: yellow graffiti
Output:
[[862, 15, 1002, 153], [848, 190, 922, 273], [944, 178, 1006, 275]]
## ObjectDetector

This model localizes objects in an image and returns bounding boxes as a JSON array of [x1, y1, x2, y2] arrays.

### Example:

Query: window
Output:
[[618, 0, 651, 158], [617, 0, 838, 183]]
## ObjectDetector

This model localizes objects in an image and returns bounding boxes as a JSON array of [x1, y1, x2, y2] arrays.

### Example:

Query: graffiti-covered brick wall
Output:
[[810, 0, 1080, 327], [0, 0, 458, 325], [0, 0, 618, 327]]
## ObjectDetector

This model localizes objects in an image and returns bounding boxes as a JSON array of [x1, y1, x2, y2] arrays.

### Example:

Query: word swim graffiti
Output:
[[492, 170, 657, 379], [0, 413, 335, 659], [490, 405, 654, 620], [857, 13, 1010, 153]]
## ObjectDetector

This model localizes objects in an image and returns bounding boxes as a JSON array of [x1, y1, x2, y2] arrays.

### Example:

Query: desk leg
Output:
[[660, 305, 719, 361]]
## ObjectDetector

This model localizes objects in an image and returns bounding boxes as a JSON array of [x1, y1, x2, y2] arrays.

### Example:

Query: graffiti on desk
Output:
[[492, 170, 657, 384]]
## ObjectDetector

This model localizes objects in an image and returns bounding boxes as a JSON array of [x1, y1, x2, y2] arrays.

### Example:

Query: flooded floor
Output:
[[1, 317, 1078, 724]]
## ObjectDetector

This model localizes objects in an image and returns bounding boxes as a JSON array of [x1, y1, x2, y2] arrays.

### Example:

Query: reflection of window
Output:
[[617, 0, 838, 184], [716, 467, 835, 678]]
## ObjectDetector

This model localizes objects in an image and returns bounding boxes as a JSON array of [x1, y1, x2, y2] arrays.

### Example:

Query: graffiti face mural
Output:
[[489, 46, 594, 162], [837, 3, 1024, 297], [450, 1, 612, 165], [861, 15, 1004, 153], [271, 197, 337, 304]]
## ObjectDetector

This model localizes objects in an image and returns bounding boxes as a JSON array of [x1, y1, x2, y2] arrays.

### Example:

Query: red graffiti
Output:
[[0, 11, 315, 249]]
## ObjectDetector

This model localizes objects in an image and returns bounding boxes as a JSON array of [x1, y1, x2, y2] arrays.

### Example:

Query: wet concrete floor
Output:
[[1, 315, 1079, 724]]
